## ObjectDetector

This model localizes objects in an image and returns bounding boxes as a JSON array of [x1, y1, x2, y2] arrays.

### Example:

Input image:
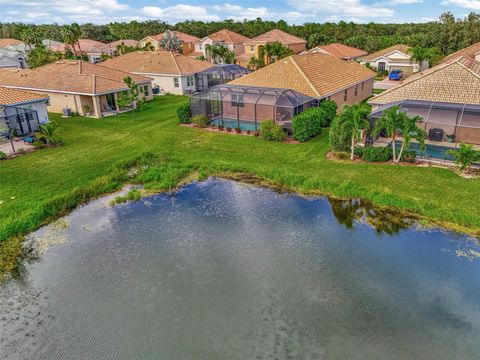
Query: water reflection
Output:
[[1, 178, 479, 360], [329, 198, 415, 235]]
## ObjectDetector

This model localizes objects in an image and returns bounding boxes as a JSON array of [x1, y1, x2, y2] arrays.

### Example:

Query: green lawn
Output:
[[1, 95, 480, 270]]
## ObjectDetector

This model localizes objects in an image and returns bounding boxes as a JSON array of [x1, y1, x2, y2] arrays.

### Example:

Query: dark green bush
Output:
[[319, 100, 337, 127], [191, 114, 208, 128], [329, 116, 351, 152], [260, 119, 287, 142], [176, 103, 191, 124], [399, 150, 416, 163], [362, 146, 391, 162], [0, 151, 6, 160], [292, 108, 325, 142], [354, 146, 364, 158]]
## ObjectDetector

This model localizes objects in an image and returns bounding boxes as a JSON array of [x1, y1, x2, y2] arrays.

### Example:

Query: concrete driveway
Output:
[[374, 78, 402, 90]]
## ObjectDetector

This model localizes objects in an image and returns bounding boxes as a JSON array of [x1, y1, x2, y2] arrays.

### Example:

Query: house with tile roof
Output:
[[102, 50, 214, 95], [305, 43, 368, 60], [0, 60, 153, 118], [369, 56, 480, 145], [239, 29, 307, 67], [52, 39, 106, 55], [0, 39, 23, 49], [193, 29, 251, 64], [230, 53, 375, 108], [0, 87, 50, 135], [441, 42, 480, 64], [139, 31, 200, 55], [358, 44, 423, 76], [190, 53, 375, 130], [0, 48, 27, 69], [86, 40, 139, 63]]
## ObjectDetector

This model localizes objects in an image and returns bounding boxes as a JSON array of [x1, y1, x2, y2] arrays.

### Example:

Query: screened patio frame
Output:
[[195, 64, 250, 92], [370, 99, 480, 145], [190, 84, 316, 131]]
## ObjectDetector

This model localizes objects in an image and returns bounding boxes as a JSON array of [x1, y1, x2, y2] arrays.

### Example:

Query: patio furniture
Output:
[[22, 136, 36, 144], [428, 128, 443, 142]]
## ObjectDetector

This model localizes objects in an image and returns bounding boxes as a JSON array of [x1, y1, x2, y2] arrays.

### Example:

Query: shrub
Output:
[[235, 127, 241, 133], [260, 119, 287, 142], [399, 150, 416, 163], [334, 151, 350, 160], [361, 146, 391, 162], [354, 146, 364, 158], [246, 130, 251, 135], [447, 143, 480, 173], [226, 127, 232, 132], [329, 116, 351, 152], [191, 114, 208, 128], [176, 103, 191, 124], [319, 100, 337, 127], [218, 125, 224, 131], [292, 108, 325, 142], [0, 151, 6, 160]]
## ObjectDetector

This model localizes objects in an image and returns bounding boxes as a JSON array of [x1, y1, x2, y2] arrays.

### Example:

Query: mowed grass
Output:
[[1, 95, 480, 247]]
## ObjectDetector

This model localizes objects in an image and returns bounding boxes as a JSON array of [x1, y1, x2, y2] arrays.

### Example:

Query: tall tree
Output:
[[61, 23, 82, 57], [159, 31, 183, 53], [338, 103, 371, 160], [373, 106, 403, 163], [395, 112, 426, 163]]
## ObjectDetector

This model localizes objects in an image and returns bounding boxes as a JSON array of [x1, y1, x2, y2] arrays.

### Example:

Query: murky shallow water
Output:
[[1, 178, 480, 359]]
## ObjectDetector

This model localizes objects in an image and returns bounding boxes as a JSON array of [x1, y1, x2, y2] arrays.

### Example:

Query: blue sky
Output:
[[1, 0, 478, 24]]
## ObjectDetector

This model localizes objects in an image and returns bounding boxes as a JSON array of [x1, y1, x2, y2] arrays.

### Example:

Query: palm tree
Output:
[[409, 47, 437, 70], [159, 31, 183, 53], [61, 23, 82, 58], [395, 112, 426, 163], [19, 27, 39, 52], [338, 104, 371, 160], [259, 41, 293, 65], [373, 106, 403, 162], [205, 44, 236, 64]]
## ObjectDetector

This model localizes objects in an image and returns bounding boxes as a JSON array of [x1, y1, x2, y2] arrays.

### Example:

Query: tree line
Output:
[[1, 12, 480, 57]]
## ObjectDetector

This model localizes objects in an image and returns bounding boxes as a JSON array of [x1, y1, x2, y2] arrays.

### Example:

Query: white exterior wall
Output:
[[360, 51, 420, 73], [135, 73, 195, 95], [6, 100, 49, 124]]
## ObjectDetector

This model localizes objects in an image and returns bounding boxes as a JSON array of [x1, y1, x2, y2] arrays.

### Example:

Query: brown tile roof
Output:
[[229, 53, 375, 98], [359, 44, 411, 61], [204, 29, 250, 44], [0, 38, 23, 48], [309, 43, 368, 60], [0, 60, 151, 95], [54, 39, 106, 53], [102, 50, 213, 75], [246, 29, 306, 45], [369, 56, 480, 106], [87, 40, 139, 53], [147, 31, 200, 43], [0, 87, 49, 106], [441, 42, 480, 64]]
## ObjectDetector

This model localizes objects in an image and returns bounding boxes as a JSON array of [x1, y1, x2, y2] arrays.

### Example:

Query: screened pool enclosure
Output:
[[190, 84, 316, 131], [371, 100, 480, 145], [195, 64, 250, 92]]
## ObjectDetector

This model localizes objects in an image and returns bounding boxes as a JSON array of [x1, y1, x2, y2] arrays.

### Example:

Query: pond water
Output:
[[1, 178, 480, 360]]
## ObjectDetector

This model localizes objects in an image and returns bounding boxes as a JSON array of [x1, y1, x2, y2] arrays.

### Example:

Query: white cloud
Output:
[[388, 0, 423, 4], [287, 0, 394, 18], [441, 0, 480, 10], [212, 4, 270, 20], [141, 5, 220, 21]]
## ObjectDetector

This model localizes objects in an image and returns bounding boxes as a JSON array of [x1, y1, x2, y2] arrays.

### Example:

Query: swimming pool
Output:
[[211, 119, 259, 131], [394, 141, 457, 161]]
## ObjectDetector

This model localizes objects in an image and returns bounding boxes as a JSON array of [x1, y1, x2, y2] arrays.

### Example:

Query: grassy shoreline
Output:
[[1, 95, 480, 276]]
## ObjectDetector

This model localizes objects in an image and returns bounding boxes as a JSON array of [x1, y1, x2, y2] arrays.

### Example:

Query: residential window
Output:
[[199, 44, 203, 50], [174, 77, 179, 88], [250, 45, 254, 51], [354, 84, 358, 96], [186, 76, 194, 87], [143, 85, 149, 96], [231, 93, 244, 107], [344, 89, 348, 101], [361, 82, 364, 91]]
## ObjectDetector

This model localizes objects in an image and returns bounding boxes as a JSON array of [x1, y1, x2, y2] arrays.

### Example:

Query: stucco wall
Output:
[[288, 43, 307, 54], [328, 79, 374, 112]]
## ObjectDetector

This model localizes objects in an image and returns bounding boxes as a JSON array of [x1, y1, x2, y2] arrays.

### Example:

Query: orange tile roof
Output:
[[310, 43, 368, 60], [229, 53, 375, 98], [147, 31, 200, 43], [204, 29, 250, 44], [359, 44, 411, 61], [87, 40, 139, 53], [0, 38, 23, 48], [0, 60, 151, 95], [246, 29, 306, 45], [369, 56, 480, 106], [0, 87, 49, 106], [102, 50, 213, 75], [54, 39, 106, 53], [441, 42, 480, 64]]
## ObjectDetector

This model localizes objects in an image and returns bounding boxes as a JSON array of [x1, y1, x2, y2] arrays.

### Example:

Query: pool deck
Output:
[[373, 137, 480, 150]]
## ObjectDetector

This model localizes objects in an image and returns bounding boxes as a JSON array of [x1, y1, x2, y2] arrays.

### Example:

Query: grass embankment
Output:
[[1, 95, 480, 274]]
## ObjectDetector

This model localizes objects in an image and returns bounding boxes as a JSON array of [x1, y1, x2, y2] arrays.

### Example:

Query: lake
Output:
[[1, 178, 480, 359]]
